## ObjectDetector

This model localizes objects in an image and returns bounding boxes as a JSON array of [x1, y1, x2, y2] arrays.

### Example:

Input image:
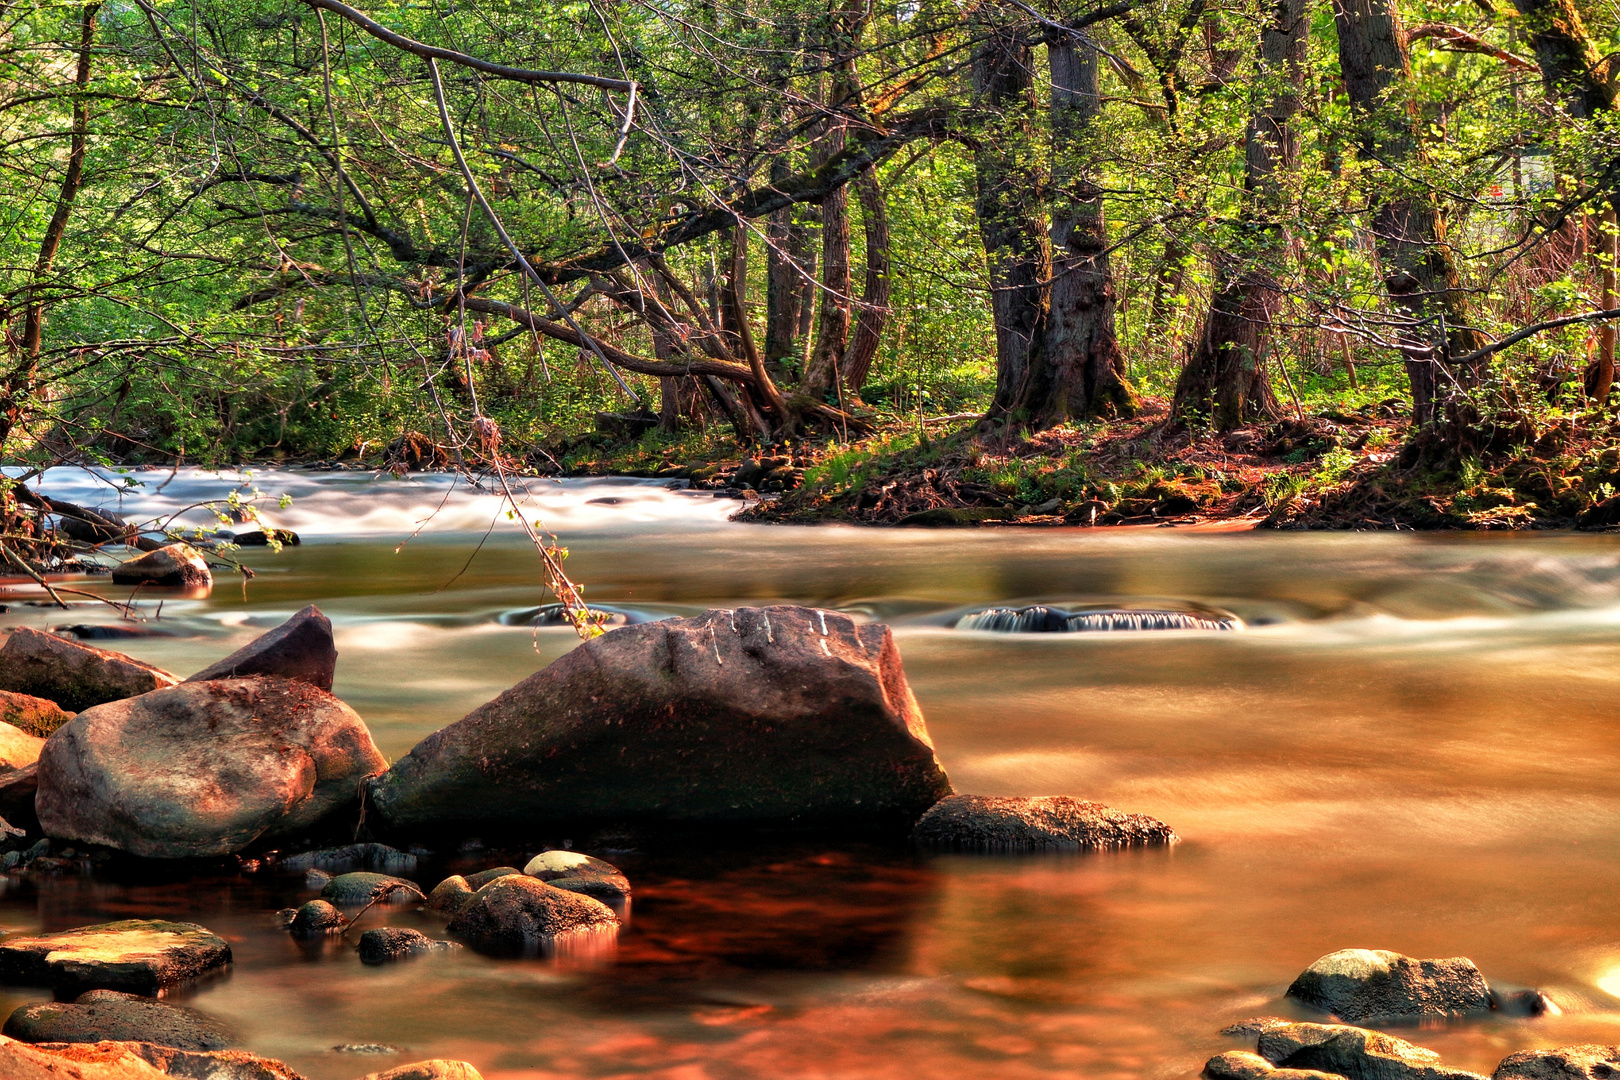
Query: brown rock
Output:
[[0, 720, 43, 770], [1286, 949, 1492, 1023], [1271, 1025, 1488, 1080], [360, 1062, 484, 1080], [912, 794, 1178, 851], [425, 875, 475, 915], [522, 851, 630, 900], [185, 606, 336, 692], [0, 919, 231, 995], [1203, 1050, 1345, 1080], [110, 545, 211, 588], [0, 689, 74, 738], [4, 989, 234, 1051], [127, 1042, 306, 1079], [1493, 1046, 1620, 1079], [0, 628, 178, 713], [370, 606, 953, 832], [36, 677, 387, 859], [0, 1036, 171, 1080], [445, 874, 618, 955]]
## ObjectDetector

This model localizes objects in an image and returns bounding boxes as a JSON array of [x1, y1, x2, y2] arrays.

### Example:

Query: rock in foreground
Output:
[[1286, 949, 1492, 1023], [913, 795, 1178, 851], [0, 920, 230, 995], [4, 990, 234, 1051], [445, 874, 617, 955], [1494, 1046, 1620, 1079], [1202, 1050, 1341, 1080], [37, 677, 387, 859], [0, 629, 178, 713], [360, 1061, 485, 1080], [110, 544, 211, 587], [185, 606, 336, 691], [370, 606, 952, 832], [1265, 1024, 1486, 1079], [0, 720, 43, 770]]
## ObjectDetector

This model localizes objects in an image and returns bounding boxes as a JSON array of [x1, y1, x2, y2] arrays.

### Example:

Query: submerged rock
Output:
[[4, 989, 235, 1051], [0, 690, 74, 738], [1494, 1045, 1620, 1079], [360, 1061, 485, 1080], [36, 676, 387, 859], [0, 628, 178, 713], [321, 872, 423, 907], [280, 843, 416, 876], [110, 544, 211, 587], [912, 795, 1178, 851], [445, 874, 618, 955], [1264, 1023, 1487, 1080], [955, 605, 1241, 633], [522, 851, 630, 900], [357, 928, 458, 965], [285, 900, 347, 937], [0, 919, 231, 995], [1286, 949, 1492, 1023], [185, 606, 336, 692], [369, 606, 953, 832]]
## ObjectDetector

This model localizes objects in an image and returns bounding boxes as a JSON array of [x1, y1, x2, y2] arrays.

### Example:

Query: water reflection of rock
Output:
[[589, 843, 940, 985]]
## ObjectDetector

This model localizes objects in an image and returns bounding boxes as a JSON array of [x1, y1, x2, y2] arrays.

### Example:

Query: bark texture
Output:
[[842, 167, 892, 395], [1172, 0, 1306, 428]]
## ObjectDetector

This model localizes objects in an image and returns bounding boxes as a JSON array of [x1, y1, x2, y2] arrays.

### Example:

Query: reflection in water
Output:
[[2, 470, 1620, 1076]]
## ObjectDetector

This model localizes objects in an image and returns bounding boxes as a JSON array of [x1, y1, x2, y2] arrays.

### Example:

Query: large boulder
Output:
[[445, 874, 618, 955], [110, 544, 211, 587], [0, 629, 178, 713], [0, 920, 230, 995], [1286, 949, 1492, 1023], [0, 1036, 173, 1080], [370, 606, 953, 832], [4, 990, 235, 1051], [0, 690, 74, 738], [36, 677, 387, 859], [913, 795, 1178, 851], [1494, 1046, 1620, 1079], [185, 606, 336, 691]]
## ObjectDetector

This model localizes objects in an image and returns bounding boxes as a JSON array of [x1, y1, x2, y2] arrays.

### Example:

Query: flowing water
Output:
[[4, 468, 1620, 1079]]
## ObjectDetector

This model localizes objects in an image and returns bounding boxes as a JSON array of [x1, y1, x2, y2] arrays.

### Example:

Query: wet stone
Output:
[[1285, 949, 1493, 1023], [0, 918, 231, 995], [445, 874, 618, 956], [360, 1061, 487, 1080], [3, 988, 235, 1051], [425, 875, 475, 916], [110, 543, 212, 587], [286, 899, 347, 937], [523, 850, 631, 900], [186, 605, 336, 691], [357, 928, 458, 965], [464, 866, 521, 890], [1493, 1045, 1620, 1079], [913, 794, 1179, 852], [322, 872, 423, 907]]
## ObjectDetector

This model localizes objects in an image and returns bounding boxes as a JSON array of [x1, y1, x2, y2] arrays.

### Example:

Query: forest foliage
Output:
[[0, 0, 1615, 471]]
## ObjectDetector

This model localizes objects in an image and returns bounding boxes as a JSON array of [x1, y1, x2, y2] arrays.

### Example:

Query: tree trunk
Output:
[[1509, 0, 1614, 118], [1333, 0, 1482, 426], [801, 128, 853, 402], [1172, 0, 1306, 429], [4, 2, 100, 449], [973, 22, 1051, 422], [764, 159, 813, 382], [841, 167, 892, 396], [1599, 199, 1617, 403], [1017, 35, 1137, 427]]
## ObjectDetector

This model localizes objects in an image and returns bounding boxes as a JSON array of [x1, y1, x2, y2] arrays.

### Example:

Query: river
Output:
[[2, 467, 1619, 1080]]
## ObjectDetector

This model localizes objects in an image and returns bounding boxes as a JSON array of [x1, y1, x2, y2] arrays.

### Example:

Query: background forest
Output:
[[0, 0, 1616, 525]]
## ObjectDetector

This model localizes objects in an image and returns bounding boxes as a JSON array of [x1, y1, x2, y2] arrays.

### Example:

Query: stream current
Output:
[[2, 468, 1620, 1079]]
